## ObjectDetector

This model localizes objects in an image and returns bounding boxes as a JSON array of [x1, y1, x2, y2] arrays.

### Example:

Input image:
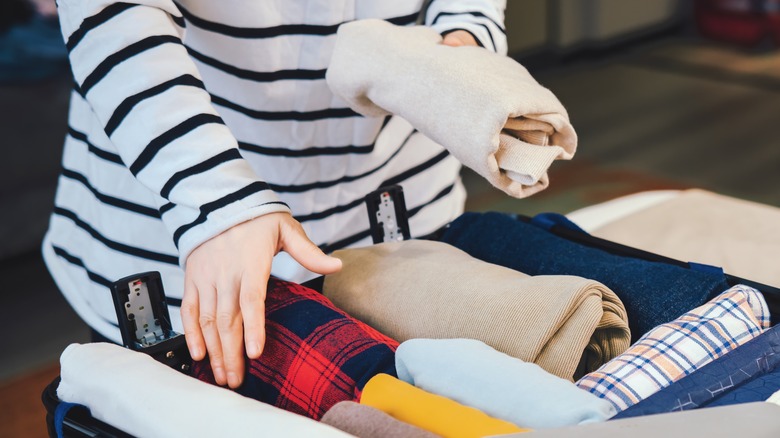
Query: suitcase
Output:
[[41, 210, 780, 437]]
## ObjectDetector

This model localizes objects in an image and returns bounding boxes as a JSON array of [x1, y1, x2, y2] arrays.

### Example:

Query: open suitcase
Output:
[[41, 192, 780, 437]]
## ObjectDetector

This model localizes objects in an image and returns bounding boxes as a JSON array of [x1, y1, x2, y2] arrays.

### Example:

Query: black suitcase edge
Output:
[[42, 377, 132, 438]]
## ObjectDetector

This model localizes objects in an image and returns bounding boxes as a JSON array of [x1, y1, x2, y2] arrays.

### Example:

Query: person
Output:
[[44, 0, 507, 389]]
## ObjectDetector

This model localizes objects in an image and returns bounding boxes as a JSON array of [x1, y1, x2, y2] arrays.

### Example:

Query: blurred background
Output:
[[2, 0, 780, 435]]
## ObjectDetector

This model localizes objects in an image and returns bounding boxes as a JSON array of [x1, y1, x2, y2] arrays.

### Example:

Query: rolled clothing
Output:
[[576, 285, 771, 412], [439, 211, 734, 341], [192, 278, 398, 420], [360, 373, 528, 438], [57, 343, 352, 438], [616, 323, 780, 418], [396, 339, 616, 429], [323, 239, 630, 380], [321, 401, 441, 438], [326, 19, 576, 199]]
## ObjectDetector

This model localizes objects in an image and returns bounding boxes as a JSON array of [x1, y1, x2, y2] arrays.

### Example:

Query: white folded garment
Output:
[[327, 19, 577, 198], [396, 339, 617, 429], [767, 389, 780, 406], [57, 343, 353, 438]]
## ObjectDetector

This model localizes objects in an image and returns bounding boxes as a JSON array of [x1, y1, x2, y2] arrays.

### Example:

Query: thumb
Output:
[[280, 221, 342, 275]]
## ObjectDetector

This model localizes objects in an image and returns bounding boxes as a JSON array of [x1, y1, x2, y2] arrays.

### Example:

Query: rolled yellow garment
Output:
[[360, 374, 529, 438]]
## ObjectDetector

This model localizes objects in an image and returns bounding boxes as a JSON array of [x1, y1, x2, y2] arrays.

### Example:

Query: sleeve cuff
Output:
[[175, 195, 291, 267], [431, 20, 504, 53]]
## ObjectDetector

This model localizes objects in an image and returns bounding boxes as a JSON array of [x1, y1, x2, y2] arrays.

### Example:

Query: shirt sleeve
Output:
[[425, 0, 508, 54], [56, 0, 291, 266]]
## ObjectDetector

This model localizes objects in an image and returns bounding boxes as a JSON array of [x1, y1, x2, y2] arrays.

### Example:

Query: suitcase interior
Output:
[[42, 214, 780, 437]]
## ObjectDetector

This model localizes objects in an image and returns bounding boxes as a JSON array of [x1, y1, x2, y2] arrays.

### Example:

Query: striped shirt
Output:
[[43, 0, 507, 341]]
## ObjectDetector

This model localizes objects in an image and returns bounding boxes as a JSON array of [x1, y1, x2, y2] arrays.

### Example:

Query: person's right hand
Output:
[[180, 212, 342, 388]]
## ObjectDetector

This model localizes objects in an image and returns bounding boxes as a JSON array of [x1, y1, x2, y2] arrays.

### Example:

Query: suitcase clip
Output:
[[110, 271, 191, 373], [365, 185, 411, 244]]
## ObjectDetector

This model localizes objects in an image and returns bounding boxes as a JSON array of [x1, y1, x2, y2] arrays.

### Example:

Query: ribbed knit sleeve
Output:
[[426, 0, 507, 54], [56, 0, 291, 266]]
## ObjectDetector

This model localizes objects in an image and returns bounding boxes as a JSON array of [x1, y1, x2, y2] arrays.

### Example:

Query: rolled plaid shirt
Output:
[[616, 323, 780, 418], [192, 278, 399, 420], [576, 284, 770, 412]]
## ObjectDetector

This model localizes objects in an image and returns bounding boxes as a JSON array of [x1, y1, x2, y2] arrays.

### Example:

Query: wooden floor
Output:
[[0, 365, 59, 438], [3, 36, 780, 436]]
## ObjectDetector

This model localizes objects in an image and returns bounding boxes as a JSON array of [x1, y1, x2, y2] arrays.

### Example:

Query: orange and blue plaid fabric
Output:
[[576, 284, 770, 412]]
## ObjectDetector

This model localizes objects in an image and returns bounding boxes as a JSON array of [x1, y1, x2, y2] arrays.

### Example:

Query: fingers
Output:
[[182, 213, 328, 390], [198, 283, 228, 386], [240, 269, 268, 360], [216, 276, 245, 388], [281, 220, 342, 275], [186, 269, 254, 389], [181, 276, 206, 361]]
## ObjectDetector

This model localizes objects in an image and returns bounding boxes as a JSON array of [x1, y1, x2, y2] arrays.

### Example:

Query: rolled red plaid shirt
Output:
[[192, 278, 399, 419]]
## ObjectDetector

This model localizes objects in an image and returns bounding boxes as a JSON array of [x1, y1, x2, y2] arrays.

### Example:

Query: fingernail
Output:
[[214, 366, 226, 385], [228, 372, 240, 388], [246, 342, 259, 358], [190, 346, 202, 359]]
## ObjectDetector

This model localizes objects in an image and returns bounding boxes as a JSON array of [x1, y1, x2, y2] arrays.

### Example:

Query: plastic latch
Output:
[[365, 185, 412, 244], [110, 271, 192, 374]]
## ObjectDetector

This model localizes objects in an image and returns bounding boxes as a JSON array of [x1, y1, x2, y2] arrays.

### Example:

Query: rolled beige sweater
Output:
[[322, 240, 630, 380], [326, 19, 577, 199]]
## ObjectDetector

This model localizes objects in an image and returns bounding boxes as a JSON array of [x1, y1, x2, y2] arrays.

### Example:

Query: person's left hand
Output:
[[442, 30, 478, 47]]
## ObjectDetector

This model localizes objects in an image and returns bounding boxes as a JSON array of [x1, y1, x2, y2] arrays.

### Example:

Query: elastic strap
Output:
[[54, 402, 79, 438]]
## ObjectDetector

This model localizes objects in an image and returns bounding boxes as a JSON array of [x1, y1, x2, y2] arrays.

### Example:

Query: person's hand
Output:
[[442, 30, 479, 47], [181, 212, 342, 388]]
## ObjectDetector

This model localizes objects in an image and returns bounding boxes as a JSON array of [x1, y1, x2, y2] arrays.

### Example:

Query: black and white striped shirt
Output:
[[44, 0, 507, 341]]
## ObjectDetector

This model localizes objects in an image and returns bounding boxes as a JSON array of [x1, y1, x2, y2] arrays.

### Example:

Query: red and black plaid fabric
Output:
[[191, 278, 398, 420]]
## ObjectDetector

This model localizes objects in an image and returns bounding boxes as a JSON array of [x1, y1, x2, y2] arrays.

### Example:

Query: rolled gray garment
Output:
[[321, 401, 442, 438]]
